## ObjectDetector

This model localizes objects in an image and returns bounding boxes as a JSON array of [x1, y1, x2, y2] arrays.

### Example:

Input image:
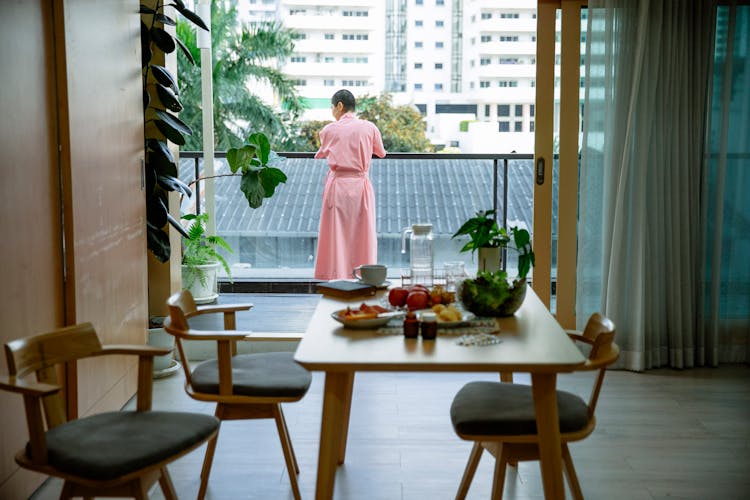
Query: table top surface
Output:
[[294, 287, 586, 373]]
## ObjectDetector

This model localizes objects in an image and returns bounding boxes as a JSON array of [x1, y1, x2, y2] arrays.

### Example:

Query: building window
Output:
[[450, 141, 459, 147], [342, 34, 369, 41], [480, 58, 491, 66], [324, 79, 335, 86], [414, 62, 423, 69], [499, 121, 510, 132], [434, 63, 443, 69], [434, 83, 443, 91], [324, 33, 334, 40], [470, 82, 475, 89], [514, 121, 523, 132], [498, 105, 510, 117], [291, 33, 306, 40], [324, 56, 334, 63], [414, 83, 423, 90], [515, 105, 523, 117], [480, 35, 492, 43], [499, 81, 508, 87], [290, 56, 306, 63], [435, 41, 444, 49], [499, 58, 519, 64], [343, 10, 368, 17], [499, 36, 519, 42], [480, 81, 490, 88], [530, 104, 535, 117], [289, 9, 306, 15], [435, 20, 444, 27], [485, 104, 490, 116], [481, 12, 492, 20], [436, 0, 444, 5], [416, 0, 423, 4], [500, 13, 520, 19], [530, 121, 535, 132], [415, 41, 423, 48], [415, 20, 423, 27], [293, 79, 307, 86]]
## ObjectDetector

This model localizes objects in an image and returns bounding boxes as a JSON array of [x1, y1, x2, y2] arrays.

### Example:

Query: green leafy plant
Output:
[[226, 132, 288, 208], [452, 209, 535, 279], [459, 269, 528, 317], [181, 213, 233, 289], [141, 1, 209, 262]]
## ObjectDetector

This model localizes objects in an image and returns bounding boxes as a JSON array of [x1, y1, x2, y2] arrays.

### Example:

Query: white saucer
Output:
[[357, 280, 391, 289]]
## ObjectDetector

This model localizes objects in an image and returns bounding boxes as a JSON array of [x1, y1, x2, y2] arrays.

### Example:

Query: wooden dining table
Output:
[[294, 286, 586, 499]]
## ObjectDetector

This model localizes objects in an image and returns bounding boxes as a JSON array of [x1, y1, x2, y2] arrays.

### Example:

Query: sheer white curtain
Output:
[[576, 0, 719, 370]]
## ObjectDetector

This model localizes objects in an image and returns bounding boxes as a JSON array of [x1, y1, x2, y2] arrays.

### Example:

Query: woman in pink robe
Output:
[[314, 90, 387, 280]]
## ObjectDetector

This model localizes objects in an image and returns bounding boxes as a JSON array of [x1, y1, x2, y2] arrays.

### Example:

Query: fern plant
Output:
[[181, 213, 233, 289]]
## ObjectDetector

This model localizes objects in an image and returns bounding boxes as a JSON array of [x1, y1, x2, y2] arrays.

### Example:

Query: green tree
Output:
[[357, 93, 433, 152], [176, 1, 303, 151], [296, 119, 331, 152]]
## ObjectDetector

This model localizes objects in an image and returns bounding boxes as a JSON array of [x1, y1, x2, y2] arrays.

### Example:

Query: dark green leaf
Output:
[[139, 4, 156, 14], [143, 89, 151, 109], [227, 144, 258, 174], [145, 163, 157, 196], [248, 132, 270, 164], [147, 139, 174, 163], [170, 0, 186, 10], [155, 109, 192, 135], [154, 119, 185, 145], [175, 6, 209, 31], [156, 14, 176, 26], [150, 27, 176, 53], [167, 213, 190, 238], [148, 151, 178, 177], [147, 193, 168, 228], [141, 22, 152, 68], [174, 36, 195, 65], [240, 171, 265, 208], [258, 167, 287, 197], [156, 84, 183, 112], [147, 222, 171, 262], [158, 174, 192, 197], [150, 65, 178, 93]]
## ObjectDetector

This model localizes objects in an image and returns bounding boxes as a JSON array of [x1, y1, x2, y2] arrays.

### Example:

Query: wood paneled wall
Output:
[[0, 1, 147, 498]]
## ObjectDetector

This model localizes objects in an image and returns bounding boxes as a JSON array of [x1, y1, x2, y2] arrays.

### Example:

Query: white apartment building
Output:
[[243, 0, 542, 152]]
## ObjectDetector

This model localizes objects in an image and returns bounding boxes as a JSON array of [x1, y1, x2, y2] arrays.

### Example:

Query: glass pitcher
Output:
[[401, 223, 434, 286]]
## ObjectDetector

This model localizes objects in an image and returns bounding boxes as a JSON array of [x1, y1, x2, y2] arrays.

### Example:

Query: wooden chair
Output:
[[164, 290, 312, 500], [0, 322, 219, 500], [450, 313, 619, 500]]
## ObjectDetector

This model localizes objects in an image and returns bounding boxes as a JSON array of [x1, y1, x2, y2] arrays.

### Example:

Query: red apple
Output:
[[388, 287, 410, 308], [406, 290, 429, 311]]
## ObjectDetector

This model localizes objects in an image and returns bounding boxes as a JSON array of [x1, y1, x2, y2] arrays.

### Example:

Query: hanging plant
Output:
[[140, 0, 208, 262]]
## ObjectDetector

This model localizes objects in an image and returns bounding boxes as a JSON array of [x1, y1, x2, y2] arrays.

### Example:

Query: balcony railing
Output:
[[178, 152, 554, 281]]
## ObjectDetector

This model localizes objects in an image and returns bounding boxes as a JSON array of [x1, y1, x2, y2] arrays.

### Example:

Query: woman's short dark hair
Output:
[[331, 89, 356, 112]]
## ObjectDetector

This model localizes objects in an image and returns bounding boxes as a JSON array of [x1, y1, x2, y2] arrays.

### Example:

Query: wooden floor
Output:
[[30, 295, 750, 500]]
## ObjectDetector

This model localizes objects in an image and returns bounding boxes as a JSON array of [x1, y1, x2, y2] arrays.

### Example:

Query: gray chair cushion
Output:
[[450, 381, 590, 437], [38, 411, 219, 480], [191, 352, 312, 398]]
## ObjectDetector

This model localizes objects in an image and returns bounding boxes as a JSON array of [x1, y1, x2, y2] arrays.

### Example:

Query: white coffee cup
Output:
[[352, 264, 387, 285]]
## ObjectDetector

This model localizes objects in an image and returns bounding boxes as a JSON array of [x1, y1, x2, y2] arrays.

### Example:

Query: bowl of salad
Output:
[[458, 270, 527, 317]]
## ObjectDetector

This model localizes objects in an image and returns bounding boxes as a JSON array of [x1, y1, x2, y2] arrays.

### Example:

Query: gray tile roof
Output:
[[181, 157, 543, 239]]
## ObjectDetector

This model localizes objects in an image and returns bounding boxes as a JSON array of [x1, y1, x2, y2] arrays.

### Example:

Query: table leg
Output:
[[315, 371, 355, 500], [337, 372, 355, 464], [531, 373, 565, 499]]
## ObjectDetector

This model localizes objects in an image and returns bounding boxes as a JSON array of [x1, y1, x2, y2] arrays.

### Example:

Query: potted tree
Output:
[[181, 212, 233, 303], [452, 210, 535, 316]]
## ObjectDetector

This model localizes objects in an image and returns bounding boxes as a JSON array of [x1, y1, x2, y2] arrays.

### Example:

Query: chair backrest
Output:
[[569, 313, 619, 417], [4, 323, 103, 430], [165, 290, 200, 385]]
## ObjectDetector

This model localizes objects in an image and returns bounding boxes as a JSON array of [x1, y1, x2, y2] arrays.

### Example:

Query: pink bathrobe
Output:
[[314, 112, 386, 280]]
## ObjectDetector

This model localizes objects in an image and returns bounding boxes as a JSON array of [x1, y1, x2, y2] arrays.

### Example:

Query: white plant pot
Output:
[[477, 247, 501, 273], [182, 262, 219, 303], [147, 327, 176, 373]]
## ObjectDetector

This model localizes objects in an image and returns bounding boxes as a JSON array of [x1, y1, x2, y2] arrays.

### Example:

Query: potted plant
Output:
[[451, 209, 509, 272], [452, 209, 535, 316], [181, 212, 233, 303], [147, 316, 180, 377]]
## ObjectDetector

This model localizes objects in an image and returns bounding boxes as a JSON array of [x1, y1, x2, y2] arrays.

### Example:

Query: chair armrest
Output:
[[567, 332, 595, 345], [99, 344, 171, 357], [168, 328, 252, 341], [0, 375, 59, 397], [192, 303, 253, 316]]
